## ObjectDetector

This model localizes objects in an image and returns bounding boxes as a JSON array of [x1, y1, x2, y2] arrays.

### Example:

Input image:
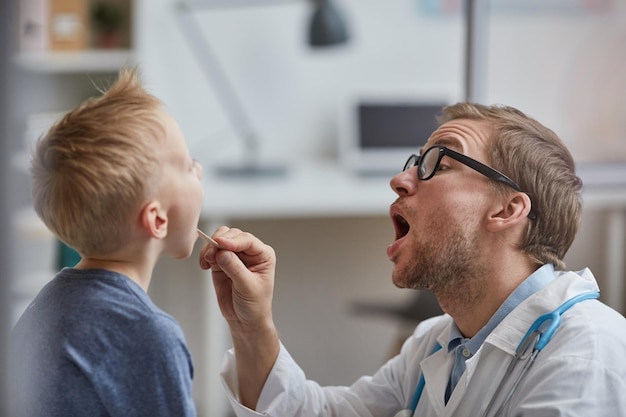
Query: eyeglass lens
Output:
[[402, 148, 441, 180], [403, 155, 417, 172], [419, 147, 441, 180]]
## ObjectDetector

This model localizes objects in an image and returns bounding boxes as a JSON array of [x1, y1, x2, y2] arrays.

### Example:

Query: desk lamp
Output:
[[176, 0, 350, 177]]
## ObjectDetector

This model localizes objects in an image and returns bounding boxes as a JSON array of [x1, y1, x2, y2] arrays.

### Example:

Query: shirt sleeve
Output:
[[220, 341, 414, 417], [221, 343, 306, 417]]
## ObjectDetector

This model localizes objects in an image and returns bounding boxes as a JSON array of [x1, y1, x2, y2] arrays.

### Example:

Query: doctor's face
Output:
[[387, 119, 495, 294]]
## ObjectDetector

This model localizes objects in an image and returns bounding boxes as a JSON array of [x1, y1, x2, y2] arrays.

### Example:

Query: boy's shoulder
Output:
[[12, 267, 188, 364], [16, 268, 175, 333], [8, 268, 195, 417]]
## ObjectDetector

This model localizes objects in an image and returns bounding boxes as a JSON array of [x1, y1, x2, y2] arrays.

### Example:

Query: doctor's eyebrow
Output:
[[420, 137, 462, 154], [434, 137, 462, 149]]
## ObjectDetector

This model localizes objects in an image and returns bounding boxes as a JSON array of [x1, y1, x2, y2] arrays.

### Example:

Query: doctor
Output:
[[200, 103, 626, 417]]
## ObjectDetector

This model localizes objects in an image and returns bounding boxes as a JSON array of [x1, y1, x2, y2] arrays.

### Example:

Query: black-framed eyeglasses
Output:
[[403, 145, 536, 220]]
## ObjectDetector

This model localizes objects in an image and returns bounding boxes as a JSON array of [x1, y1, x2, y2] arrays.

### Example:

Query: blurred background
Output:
[[3, 1, 626, 416]]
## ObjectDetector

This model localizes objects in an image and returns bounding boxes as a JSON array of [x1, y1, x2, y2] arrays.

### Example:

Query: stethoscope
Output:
[[394, 291, 599, 417]]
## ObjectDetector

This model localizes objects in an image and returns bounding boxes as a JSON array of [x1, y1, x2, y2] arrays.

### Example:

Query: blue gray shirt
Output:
[[9, 268, 197, 417]]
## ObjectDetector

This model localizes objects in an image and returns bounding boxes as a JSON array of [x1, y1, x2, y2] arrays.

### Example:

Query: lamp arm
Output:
[[176, 2, 258, 155]]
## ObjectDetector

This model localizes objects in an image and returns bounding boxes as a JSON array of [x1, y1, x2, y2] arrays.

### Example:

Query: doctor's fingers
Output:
[[214, 248, 275, 284], [200, 227, 276, 274], [199, 244, 217, 270], [216, 230, 276, 268], [217, 228, 270, 253], [199, 226, 240, 269]]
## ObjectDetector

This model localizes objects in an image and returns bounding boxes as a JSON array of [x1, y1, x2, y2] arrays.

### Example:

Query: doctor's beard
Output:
[[392, 221, 487, 306]]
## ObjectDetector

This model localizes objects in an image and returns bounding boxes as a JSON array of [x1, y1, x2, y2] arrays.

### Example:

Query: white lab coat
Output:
[[221, 268, 626, 417]]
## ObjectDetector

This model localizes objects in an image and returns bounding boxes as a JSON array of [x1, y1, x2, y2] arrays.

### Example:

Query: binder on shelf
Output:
[[48, 0, 89, 51], [17, 0, 133, 56], [18, 0, 48, 52]]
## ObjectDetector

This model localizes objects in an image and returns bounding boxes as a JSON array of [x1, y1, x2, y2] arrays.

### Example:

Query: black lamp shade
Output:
[[308, 0, 349, 47]]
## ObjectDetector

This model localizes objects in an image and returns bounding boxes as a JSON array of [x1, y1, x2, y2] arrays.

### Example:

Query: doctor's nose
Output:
[[390, 167, 417, 197]]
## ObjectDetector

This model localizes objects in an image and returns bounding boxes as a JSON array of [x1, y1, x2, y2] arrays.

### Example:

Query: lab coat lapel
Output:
[[416, 318, 506, 417], [449, 344, 514, 417], [420, 346, 451, 416], [427, 345, 512, 417], [418, 346, 510, 417]]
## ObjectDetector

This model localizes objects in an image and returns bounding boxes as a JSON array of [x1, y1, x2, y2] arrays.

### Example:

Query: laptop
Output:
[[338, 88, 457, 176]]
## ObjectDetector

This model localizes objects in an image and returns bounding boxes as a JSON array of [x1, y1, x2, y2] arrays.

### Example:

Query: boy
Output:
[[9, 68, 203, 416]]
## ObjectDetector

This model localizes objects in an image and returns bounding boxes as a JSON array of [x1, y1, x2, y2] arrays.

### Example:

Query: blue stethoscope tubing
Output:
[[400, 290, 600, 417]]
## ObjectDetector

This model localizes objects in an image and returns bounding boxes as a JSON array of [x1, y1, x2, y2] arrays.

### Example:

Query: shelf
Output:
[[13, 49, 134, 73]]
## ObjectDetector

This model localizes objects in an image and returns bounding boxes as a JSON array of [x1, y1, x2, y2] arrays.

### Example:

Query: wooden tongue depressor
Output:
[[197, 228, 222, 249]]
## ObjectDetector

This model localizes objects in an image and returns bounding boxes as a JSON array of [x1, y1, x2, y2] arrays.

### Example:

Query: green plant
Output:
[[92, 2, 124, 31]]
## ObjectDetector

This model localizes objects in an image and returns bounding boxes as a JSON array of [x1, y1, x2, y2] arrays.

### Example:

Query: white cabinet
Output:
[[10, 207, 56, 325]]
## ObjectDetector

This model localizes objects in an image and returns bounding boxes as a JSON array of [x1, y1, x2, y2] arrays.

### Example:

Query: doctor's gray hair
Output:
[[438, 103, 582, 270]]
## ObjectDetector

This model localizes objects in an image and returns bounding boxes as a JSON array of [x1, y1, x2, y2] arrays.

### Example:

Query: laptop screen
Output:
[[358, 103, 443, 150], [338, 87, 459, 175]]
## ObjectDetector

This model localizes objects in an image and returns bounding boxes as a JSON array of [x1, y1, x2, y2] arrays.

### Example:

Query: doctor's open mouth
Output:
[[393, 213, 410, 241]]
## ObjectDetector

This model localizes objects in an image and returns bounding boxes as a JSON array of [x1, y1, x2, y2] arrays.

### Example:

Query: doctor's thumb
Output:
[[215, 250, 247, 278]]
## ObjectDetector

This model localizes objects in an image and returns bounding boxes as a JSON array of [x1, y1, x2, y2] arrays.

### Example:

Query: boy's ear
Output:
[[141, 200, 168, 239], [486, 193, 532, 232]]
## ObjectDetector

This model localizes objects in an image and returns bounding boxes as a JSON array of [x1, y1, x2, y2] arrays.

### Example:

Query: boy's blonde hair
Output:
[[31, 68, 165, 256]]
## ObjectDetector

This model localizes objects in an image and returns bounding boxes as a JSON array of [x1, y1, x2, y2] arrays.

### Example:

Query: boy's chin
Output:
[[167, 245, 195, 260]]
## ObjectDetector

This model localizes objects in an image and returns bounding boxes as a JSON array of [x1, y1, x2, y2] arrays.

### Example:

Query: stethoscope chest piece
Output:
[[394, 410, 413, 417]]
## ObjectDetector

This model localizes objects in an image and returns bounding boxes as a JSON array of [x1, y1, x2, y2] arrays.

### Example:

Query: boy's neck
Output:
[[75, 257, 153, 292]]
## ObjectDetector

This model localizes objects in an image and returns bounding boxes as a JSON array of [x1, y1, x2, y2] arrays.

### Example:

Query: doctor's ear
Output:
[[486, 192, 533, 232], [140, 201, 168, 239]]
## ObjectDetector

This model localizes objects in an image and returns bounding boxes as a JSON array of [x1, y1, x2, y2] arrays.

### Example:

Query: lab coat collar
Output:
[[419, 267, 600, 416], [420, 342, 453, 416], [485, 267, 600, 355]]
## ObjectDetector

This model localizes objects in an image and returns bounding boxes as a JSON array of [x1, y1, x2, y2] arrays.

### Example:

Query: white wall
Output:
[[136, 0, 464, 166], [486, 1, 626, 162], [136, 0, 626, 166]]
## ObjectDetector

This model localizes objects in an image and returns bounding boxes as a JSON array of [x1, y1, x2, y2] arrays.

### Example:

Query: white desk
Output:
[[201, 161, 397, 219], [195, 160, 626, 417]]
